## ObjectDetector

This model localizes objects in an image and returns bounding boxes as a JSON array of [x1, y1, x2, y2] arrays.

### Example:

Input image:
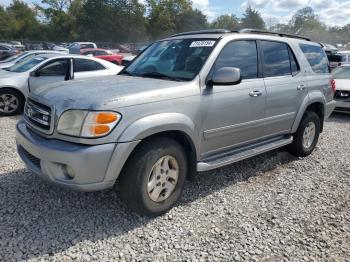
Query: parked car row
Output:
[[0, 53, 122, 115], [0, 43, 20, 61], [12, 29, 337, 217]]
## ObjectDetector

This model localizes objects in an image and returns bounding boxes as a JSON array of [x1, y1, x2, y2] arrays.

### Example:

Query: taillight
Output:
[[331, 79, 336, 93]]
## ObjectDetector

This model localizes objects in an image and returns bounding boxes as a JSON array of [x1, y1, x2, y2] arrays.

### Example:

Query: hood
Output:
[[32, 75, 197, 110], [0, 69, 28, 83], [0, 62, 14, 69], [334, 79, 350, 91]]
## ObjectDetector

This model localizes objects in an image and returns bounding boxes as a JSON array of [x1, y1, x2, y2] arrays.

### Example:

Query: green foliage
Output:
[[1, 1, 350, 45], [241, 6, 265, 30], [211, 14, 240, 31], [0, 0, 41, 40], [146, 0, 207, 39]]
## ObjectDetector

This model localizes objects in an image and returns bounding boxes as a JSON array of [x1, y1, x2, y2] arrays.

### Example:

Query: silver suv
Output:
[[16, 29, 336, 216]]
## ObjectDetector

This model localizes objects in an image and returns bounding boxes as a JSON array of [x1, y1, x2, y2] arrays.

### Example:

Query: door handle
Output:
[[249, 90, 263, 97], [297, 84, 306, 91]]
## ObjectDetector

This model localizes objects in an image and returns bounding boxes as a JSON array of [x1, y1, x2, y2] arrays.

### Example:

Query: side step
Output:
[[197, 136, 293, 172]]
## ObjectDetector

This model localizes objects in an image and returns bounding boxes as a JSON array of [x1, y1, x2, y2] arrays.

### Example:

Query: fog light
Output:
[[65, 165, 75, 179]]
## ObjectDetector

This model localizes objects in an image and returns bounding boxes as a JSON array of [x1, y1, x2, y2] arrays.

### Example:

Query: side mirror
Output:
[[30, 71, 39, 77], [86, 54, 93, 57], [208, 67, 241, 86]]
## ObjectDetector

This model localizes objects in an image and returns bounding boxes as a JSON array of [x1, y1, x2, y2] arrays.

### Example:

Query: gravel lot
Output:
[[0, 114, 349, 261]]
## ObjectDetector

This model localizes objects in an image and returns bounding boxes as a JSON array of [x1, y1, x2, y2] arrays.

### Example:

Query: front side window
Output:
[[299, 44, 329, 74], [74, 58, 104, 72], [123, 38, 217, 81], [261, 41, 292, 77], [38, 59, 69, 76], [214, 40, 258, 80]]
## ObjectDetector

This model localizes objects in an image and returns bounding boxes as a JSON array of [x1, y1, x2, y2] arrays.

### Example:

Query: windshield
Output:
[[332, 67, 350, 79], [5, 56, 47, 72], [122, 38, 217, 81]]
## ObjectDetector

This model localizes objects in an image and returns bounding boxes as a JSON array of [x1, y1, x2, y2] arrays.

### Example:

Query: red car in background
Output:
[[80, 48, 123, 65]]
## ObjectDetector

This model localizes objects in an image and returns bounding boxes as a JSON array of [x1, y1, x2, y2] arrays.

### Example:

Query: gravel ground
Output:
[[0, 114, 349, 261]]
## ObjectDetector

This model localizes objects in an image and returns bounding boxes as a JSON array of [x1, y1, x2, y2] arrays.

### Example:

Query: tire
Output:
[[288, 111, 320, 157], [119, 137, 187, 217], [0, 88, 24, 116]]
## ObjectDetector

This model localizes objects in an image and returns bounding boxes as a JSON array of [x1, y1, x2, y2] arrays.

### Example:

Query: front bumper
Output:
[[16, 121, 138, 191], [334, 99, 350, 113]]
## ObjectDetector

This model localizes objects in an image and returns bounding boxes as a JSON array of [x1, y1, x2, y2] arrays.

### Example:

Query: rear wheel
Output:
[[288, 111, 320, 157], [119, 137, 187, 217], [0, 89, 24, 116]]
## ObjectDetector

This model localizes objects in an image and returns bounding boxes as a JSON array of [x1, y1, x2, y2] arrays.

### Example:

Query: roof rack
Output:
[[239, 28, 311, 41], [170, 28, 311, 41], [171, 29, 234, 37]]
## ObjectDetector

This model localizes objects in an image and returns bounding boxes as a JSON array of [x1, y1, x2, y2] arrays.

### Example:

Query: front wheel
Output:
[[0, 88, 24, 116], [119, 137, 187, 217], [288, 111, 320, 157]]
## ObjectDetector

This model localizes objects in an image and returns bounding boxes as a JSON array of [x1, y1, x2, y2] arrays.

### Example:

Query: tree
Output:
[[241, 6, 265, 30], [290, 6, 323, 34], [146, 0, 207, 39], [211, 14, 239, 31], [36, 0, 82, 41], [176, 8, 207, 32], [5, 0, 41, 40], [0, 6, 11, 40], [77, 0, 146, 42]]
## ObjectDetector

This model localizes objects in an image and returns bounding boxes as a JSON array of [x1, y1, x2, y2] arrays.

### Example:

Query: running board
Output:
[[197, 136, 293, 172]]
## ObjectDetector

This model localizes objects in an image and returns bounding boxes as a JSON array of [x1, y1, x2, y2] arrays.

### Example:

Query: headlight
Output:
[[57, 110, 121, 138]]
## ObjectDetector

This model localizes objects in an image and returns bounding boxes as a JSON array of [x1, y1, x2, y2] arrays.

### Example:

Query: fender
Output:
[[118, 112, 199, 154], [291, 90, 326, 133]]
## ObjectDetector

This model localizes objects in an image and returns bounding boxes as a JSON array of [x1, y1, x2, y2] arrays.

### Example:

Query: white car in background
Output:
[[333, 65, 350, 113], [0, 50, 64, 69], [0, 54, 122, 116], [68, 42, 97, 54], [337, 51, 350, 66]]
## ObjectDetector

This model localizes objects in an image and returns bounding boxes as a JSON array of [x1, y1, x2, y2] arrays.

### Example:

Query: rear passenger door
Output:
[[200, 40, 266, 157], [73, 58, 108, 79], [260, 40, 307, 138]]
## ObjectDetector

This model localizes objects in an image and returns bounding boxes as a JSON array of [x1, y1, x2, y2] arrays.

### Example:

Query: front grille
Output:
[[20, 146, 41, 169], [24, 99, 52, 134], [334, 90, 350, 100]]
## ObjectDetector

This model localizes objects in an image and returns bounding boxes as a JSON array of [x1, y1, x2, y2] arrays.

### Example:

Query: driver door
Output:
[[200, 40, 266, 157], [28, 58, 71, 92]]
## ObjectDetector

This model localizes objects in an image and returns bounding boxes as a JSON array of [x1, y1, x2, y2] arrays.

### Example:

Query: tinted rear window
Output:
[[74, 58, 105, 72], [299, 44, 329, 73], [261, 41, 291, 77]]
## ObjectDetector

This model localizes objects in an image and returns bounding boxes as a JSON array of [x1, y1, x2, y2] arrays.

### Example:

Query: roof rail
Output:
[[239, 28, 311, 41], [171, 29, 234, 37]]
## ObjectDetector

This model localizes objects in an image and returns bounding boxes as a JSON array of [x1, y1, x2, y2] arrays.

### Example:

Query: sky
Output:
[[2, 0, 350, 26]]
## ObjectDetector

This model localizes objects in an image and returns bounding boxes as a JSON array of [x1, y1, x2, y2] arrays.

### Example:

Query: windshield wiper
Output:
[[141, 72, 182, 81]]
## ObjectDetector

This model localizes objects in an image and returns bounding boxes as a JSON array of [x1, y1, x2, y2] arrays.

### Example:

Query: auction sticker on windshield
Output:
[[190, 40, 216, 48]]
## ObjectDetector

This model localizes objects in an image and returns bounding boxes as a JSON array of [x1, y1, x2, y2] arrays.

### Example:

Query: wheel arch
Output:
[[292, 94, 326, 133], [105, 113, 200, 182], [0, 86, 26, 101]]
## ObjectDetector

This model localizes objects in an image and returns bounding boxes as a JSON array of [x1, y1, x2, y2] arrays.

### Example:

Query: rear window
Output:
[[74, 58, 105, 72], [299, 44, 329, 73], [332, 66, 350, 79]]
